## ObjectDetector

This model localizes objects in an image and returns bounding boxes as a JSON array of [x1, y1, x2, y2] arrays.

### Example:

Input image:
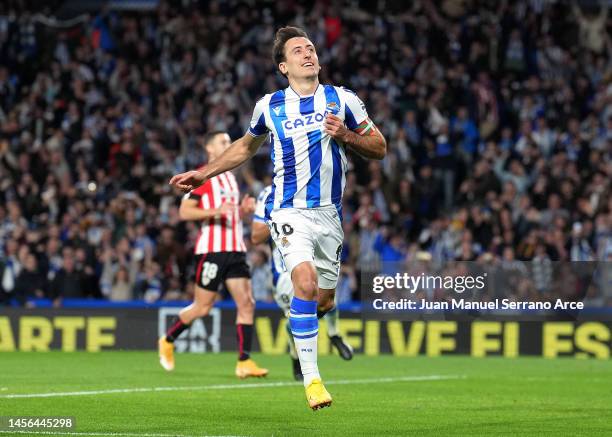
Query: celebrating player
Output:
[[252, 185, 353, 380], [169, 27, 386, 409], [159, 131, 268, 379]]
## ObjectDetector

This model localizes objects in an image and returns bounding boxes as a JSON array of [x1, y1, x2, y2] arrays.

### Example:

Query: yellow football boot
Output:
[[235, 359, 269, 379], [305, 378, 332, 410], [158, 336, 175, 371]]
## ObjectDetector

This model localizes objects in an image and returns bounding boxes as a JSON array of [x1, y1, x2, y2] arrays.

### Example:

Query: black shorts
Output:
[[194, 252, 251, 292]]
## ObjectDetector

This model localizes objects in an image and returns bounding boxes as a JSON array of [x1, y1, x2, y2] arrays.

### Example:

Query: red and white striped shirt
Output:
[[187, 172, 247, 254]]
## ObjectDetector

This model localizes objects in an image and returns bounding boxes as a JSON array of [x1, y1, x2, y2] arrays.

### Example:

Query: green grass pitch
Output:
[[0, 352, 611, 436]]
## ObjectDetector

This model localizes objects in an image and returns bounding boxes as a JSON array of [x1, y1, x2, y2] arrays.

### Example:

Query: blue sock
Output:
[[289, 297, 320, 386]]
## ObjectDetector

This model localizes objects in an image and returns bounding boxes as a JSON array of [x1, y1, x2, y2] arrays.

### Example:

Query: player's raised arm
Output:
[[170, 97, 270, 191], [323, 88, 386, 160], [169, 133, 267, 191]]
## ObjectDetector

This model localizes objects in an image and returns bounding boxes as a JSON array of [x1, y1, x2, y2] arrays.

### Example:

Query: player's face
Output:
[[280, 37, 320, 80], [205, 133, 231, 161]]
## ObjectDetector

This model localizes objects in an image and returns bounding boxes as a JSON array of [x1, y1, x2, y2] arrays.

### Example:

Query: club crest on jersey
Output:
[[281, 236, 291, 247], [326, 102, 339, 114]]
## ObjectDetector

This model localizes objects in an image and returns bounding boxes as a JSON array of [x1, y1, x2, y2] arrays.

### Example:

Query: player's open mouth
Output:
[[302, 62, 314, 67]]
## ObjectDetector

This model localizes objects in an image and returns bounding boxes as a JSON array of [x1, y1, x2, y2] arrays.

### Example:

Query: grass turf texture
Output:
[[0, 352, 610, 436]]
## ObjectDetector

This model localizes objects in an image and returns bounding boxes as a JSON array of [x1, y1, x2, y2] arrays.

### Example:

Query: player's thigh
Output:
[[192, 283, 218, 308], [269, 208, 316, 277], [194, 253, 226, 292], [273, 272, 294, 316], [224, 252, 254, 308], [313, 208, 344, 290]]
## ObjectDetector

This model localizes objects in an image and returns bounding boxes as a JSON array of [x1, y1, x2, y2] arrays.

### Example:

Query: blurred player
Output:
[[169, 27, 386, 409], [252, 185, 353, 380], [159, 131, 268, 379]]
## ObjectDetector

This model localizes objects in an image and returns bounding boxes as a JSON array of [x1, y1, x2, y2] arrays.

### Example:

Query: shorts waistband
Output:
[[272, 205, 338, 213]]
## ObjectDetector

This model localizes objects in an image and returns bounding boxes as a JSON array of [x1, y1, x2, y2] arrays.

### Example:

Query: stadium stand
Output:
[[0, 0, 610, 306]]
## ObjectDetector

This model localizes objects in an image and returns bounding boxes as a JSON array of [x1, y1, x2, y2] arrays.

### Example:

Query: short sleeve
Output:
[[253, 186, 272, 223], [342, 87, 371, 131], [247, 96, 269, 137], [187, 182, 208, 201]]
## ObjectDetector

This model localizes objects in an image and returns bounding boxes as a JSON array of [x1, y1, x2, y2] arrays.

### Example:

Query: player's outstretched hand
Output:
[[169, 170, 207, 192], [323, 113, 349, 142]]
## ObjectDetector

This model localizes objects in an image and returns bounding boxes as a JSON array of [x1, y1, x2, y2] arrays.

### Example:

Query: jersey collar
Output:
[[286, 83, 321, 98]]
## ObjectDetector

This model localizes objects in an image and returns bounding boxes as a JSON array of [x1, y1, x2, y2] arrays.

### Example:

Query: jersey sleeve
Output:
[[342, 87, 373, 132], [247, 96, 269, 137], [253, 186, 271, 223], [187, 182, 208, 202]]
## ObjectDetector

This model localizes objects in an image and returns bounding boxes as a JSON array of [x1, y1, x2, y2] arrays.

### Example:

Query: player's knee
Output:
[[293, 277, 317, 298], [292, 267, 318, 298], [237, 295, 255, 313], [195, 303, 212, 317]]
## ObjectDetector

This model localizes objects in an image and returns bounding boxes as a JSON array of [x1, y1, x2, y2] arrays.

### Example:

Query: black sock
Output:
[[317, 306, 335, 319], [165, 317, 189, 342], [237, 324, 253, 361]]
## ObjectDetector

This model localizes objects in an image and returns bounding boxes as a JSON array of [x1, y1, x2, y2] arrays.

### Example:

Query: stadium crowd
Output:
[[0, 0, 610, 306]]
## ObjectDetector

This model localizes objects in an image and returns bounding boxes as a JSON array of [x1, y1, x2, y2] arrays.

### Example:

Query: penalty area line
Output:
[[0, 375, 464, 399]]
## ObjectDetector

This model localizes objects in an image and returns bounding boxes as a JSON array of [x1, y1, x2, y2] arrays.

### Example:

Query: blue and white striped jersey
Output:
[[253, 185, 285, 287], [247, 84, 370, 220]]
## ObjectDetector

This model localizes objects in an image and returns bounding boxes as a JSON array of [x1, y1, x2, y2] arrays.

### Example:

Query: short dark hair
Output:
[[272, 26, 309, 67], [202, 130, 226, 147]]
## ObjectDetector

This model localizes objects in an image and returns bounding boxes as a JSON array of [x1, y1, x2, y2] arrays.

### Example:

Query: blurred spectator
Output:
[[374, 228, 407, 263], [249, 249, 272, 302], [336, 264, 357, 304], [134, 261, 163, 303], [14, 253, 46, 306], [49, 253, 86, 306], [570, 222, 595, 261], [532, 242, 552, 293], [156, 225, 187, 282], [99, 246, 138, 301], [572, 4, 609, 53], [0, 239, 21, 304]]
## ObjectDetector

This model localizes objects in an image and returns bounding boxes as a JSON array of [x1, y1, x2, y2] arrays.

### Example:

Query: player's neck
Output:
[[288, 77, 319, 96]]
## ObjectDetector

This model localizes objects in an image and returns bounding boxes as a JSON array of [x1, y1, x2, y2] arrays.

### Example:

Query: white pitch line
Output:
[[0, 432, 240, 437], [0, 375, 463, 399]]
